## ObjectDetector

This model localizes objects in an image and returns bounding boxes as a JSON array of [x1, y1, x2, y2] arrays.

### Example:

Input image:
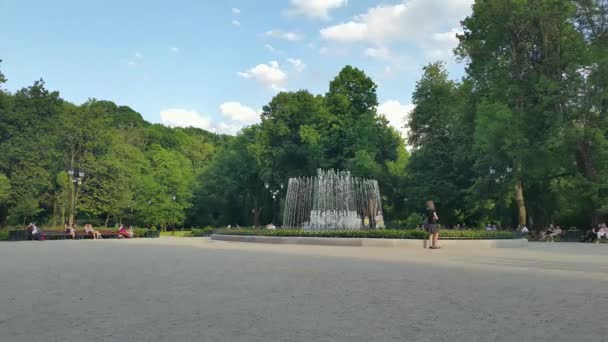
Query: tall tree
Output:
[[406, 62, 473, 225], [457, 0, 586, 226]]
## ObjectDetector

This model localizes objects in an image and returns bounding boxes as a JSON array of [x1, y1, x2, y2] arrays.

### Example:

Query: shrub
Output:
[[211, 228, 517, 240], [0, 230, 8, 241], [213, 228, 428, 239], [192, 227, 214, 237], [404, 213, 425, 229], [132, 228, 149, 238]]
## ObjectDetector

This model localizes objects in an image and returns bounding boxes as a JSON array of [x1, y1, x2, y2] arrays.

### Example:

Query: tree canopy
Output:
[[1, 0, 607, 230]]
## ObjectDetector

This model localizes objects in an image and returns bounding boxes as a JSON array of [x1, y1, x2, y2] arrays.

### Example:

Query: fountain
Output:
[[282, 169, 384, 230]]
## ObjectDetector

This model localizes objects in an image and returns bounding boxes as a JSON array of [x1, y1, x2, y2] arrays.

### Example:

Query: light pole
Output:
[[171, 195, 176, 234], [147, 200, 153, 228], [68, 169, 85, 227], [488, 165, 513, 226], [265, 183, 284, 226]]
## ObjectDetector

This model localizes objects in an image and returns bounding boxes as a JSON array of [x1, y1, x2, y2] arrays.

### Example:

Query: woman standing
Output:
[[426, 200, 440, 249]]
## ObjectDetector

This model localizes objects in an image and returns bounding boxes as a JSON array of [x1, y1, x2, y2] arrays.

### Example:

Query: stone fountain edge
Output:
[[210, 234, 528, 249]]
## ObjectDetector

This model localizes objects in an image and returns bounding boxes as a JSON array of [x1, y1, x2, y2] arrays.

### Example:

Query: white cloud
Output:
[[232, 19, 241, 26], [135, 52, 143, 59], [319, 0, 472, 59], [286, 0, 347, 20], [219, 102, 260, 124], [265, 44, 278, 53], [427, 27, 462, 59], [377, 100, 415, 137], [160, 108, 243, 135], [321, 21, 367, 42], [232, 7, 241, 15], [170, 47, 179, 53], [238, 61, 287, 91], [287, 58, 306, 72], [364, 46, 391, 59], [161, 109, 213, 131], [265, 29, 303, 41]]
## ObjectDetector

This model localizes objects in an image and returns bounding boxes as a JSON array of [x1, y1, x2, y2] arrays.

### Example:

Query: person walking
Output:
[[426, 200, 440, 249]]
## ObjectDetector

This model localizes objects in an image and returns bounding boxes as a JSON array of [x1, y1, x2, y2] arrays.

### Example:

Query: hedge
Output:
[[211, 228, 518, 240], [0, 230, 8, 241], [192, 227, 214, 237]]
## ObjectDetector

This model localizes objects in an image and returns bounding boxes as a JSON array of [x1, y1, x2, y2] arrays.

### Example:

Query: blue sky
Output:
[[1, 0, 472, 135]]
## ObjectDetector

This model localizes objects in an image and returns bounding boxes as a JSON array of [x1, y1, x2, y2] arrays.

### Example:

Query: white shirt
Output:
[[521, 227, 529, 233]]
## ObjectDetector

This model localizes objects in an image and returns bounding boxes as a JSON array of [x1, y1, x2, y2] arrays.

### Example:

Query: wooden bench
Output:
[[27, 229, 120, 240]]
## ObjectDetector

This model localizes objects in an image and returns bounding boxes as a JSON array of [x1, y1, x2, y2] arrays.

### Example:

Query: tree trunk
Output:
[[68, 186, 74, 227], [52, 199, 57, 229], [576, 140, 602, 225], [515, 181, 527, 226]]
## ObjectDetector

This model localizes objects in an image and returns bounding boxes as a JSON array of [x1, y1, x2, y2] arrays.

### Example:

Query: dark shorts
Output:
[[426, 223, 439, 234]]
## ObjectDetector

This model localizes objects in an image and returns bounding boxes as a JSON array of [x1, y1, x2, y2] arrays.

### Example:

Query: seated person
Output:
[[517, 224, 529, 235], [30, 223, 45, 241], [118, 225, 133, 238], [582, 226, 598, 242], [65, 224, 76, 239], [597, 223, 608, 241], [84, 224, 102, 239]]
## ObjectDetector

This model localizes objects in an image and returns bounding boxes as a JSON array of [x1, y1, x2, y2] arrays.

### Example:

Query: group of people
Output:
[[538, 224, 563, 242], [25, 223, 135, 241], [64, 224, 105, 239]]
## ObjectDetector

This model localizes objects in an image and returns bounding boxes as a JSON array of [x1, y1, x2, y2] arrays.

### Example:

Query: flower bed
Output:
[[211, 228, 517, 240]]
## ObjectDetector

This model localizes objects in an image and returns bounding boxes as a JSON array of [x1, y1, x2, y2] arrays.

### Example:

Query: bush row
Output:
[[211, 228, 518, 240], [192, 227, 215, 237]]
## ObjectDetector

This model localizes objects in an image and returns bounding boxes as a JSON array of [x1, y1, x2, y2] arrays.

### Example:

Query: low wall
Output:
[[210, 234, 528, 249]]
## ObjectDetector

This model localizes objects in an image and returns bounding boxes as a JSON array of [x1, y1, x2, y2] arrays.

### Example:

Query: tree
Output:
[[406, 62, 473, 225], [457, 0, 586, 226]]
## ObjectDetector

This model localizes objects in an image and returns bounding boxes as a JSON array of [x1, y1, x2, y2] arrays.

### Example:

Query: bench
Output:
[[10, 229, 120, 240]]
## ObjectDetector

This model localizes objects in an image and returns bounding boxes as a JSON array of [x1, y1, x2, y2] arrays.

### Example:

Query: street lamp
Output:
[[68, 168, 85, 227], [171, 195, 176, 233], [267, 184, 282, 226]]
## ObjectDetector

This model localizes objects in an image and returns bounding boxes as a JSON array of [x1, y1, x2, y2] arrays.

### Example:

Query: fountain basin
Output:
[[210, 234, 528, 249]]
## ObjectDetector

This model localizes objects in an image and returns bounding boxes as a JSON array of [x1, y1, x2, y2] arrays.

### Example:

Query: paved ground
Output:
[[1, 238, 607, 342]]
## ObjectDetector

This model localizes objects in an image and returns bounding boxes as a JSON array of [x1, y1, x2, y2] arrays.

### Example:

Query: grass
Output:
[[160, 230, 193, 237]]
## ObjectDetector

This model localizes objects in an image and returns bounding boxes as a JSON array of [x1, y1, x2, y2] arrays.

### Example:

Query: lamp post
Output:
[[171, 195, 176, 234], [68, 169, 85, 227], [147, 200, 153, 228], [265, 182, 284, 226], [488, 165, 513, 226]]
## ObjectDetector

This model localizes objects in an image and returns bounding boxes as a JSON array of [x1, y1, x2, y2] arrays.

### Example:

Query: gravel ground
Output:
[[1, 238, 607, 342]]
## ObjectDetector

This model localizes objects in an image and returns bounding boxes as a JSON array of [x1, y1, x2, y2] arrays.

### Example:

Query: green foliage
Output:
[[0, 229, 8, 240], [212, 228, 516, 239], [438, 230, 516, 240], [214, 228, 427, 239], [191, 227, 214, 237], [0, 173, 10, 203], [404, 213, 425, 229], [2, 2, 607, 232]]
